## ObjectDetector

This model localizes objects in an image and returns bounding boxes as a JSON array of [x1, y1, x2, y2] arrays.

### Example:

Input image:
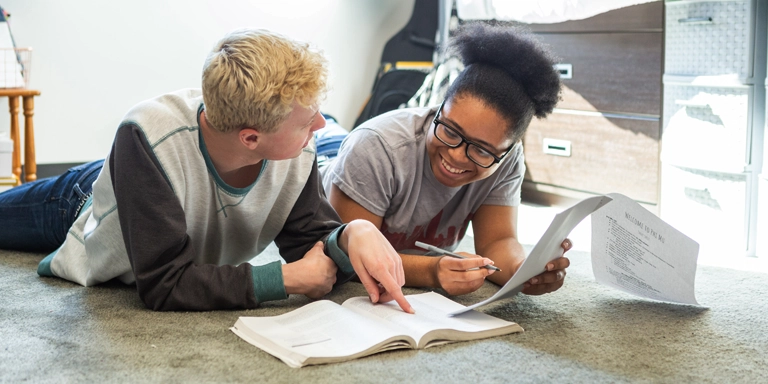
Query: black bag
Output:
[[352, 0, 439, 129], [353, 69, 429, 128]]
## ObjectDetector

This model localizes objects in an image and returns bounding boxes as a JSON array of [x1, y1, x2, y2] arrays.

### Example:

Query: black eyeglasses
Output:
[[432, 101, 515, 168]]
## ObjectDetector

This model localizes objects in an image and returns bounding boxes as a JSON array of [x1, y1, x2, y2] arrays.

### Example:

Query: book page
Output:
[[343, 292, 521, 347], [232, 300, 410, 368], [591, 193, 701, 305], [450, 195, 614, 315]]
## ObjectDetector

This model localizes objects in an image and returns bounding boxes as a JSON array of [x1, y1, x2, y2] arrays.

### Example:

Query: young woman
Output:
[[321, 23, 572, 296]]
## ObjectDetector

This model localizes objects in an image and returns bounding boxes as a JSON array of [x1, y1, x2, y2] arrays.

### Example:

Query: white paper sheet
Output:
[[591, 193, 700, 305], [449, 194, 613, 315], [449, 193, 702, 315]]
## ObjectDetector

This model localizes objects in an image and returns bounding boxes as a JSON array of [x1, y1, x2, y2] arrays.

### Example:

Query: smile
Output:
[[441, 157, 467, 174]]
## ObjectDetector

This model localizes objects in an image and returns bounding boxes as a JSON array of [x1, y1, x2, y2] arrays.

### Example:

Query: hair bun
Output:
[[449, 22, 561, 118]]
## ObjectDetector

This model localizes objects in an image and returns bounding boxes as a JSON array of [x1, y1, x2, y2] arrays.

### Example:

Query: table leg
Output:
[[8, 96, 20, 186], [22, 95, 36, 182]]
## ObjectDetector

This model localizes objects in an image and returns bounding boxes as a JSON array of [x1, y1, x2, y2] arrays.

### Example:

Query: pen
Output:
[[414, 241, 501, 272]]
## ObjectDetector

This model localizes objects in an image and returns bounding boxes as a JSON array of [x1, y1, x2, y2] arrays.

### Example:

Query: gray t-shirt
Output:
[[322, 106, 525, 252]]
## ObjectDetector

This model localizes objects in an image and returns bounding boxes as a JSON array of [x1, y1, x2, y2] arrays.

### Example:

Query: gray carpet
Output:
[[2, 241, 767, 383]]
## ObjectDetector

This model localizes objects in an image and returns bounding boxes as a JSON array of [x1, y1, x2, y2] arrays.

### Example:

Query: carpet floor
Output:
[[2, 242, 766, 383]]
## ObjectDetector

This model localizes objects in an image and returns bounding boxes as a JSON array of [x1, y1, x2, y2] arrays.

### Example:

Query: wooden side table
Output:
[[0, 89, 40, 185]]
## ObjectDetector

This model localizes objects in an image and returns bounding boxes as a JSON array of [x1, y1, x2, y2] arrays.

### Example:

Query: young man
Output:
[[0, 29, 411, 313]]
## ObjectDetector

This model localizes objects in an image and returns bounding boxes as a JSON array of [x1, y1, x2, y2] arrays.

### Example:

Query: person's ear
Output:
[[239, 127, 260, 150]]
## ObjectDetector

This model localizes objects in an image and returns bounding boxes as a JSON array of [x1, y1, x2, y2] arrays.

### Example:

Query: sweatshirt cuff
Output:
[[250, 261, 288, 303], [325, 224, 356, 278]]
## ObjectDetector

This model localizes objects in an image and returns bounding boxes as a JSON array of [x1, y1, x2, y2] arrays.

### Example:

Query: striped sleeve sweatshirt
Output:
[[39, 89, 354, 310]]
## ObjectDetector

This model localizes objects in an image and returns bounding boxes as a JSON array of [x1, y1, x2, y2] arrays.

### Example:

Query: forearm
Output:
[[401, 253, 440, 288], [478, 237, 526, 286]]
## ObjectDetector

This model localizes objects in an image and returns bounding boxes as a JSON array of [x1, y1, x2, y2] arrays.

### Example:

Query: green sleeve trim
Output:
[[325, 224, 355, 277], [37, 250, 57, 277], [250, 261, 288, 303]]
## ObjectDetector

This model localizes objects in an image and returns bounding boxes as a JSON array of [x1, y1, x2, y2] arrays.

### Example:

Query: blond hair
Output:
[[202, 29, 328, 133]]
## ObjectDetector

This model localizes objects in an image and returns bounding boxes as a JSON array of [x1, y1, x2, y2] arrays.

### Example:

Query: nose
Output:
[[310, 112, 326, 132], [446, 141, 471, 163]]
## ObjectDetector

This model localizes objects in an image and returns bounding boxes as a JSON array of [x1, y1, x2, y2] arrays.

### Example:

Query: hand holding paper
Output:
[[520, 240, 572, 295], [450, 195, 613, 315]]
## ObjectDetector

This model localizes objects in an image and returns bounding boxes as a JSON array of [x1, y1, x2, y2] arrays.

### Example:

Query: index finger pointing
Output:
[[375, 272, 414, 314]]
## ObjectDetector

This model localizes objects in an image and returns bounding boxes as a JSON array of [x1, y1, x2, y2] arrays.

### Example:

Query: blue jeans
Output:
[[315, 116, 349, 169], [0, 160, 104, 253]]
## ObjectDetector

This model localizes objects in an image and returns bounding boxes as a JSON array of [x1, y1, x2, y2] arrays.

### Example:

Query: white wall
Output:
[[0, 0, 415, 164]]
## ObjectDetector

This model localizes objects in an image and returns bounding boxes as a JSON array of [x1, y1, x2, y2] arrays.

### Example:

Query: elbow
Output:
[[135, 281, 177, 311], [139, 292, 173, 312]]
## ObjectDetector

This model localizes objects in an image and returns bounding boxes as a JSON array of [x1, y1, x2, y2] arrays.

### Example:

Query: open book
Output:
[[231, 292, 522, 368]]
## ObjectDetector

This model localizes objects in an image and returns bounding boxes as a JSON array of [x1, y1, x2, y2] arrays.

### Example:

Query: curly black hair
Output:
[[444, 22, 561, 142]]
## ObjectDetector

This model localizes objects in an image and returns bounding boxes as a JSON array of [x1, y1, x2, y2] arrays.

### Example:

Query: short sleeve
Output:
[[482, 144, 526, 207], [325, 129, 396, 217]]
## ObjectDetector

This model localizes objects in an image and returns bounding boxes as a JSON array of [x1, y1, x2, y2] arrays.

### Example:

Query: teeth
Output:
[[441, 157, 466, 174]]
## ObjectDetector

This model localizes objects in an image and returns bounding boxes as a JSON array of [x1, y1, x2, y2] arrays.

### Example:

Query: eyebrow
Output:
[[440, 116, 499, 150]]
